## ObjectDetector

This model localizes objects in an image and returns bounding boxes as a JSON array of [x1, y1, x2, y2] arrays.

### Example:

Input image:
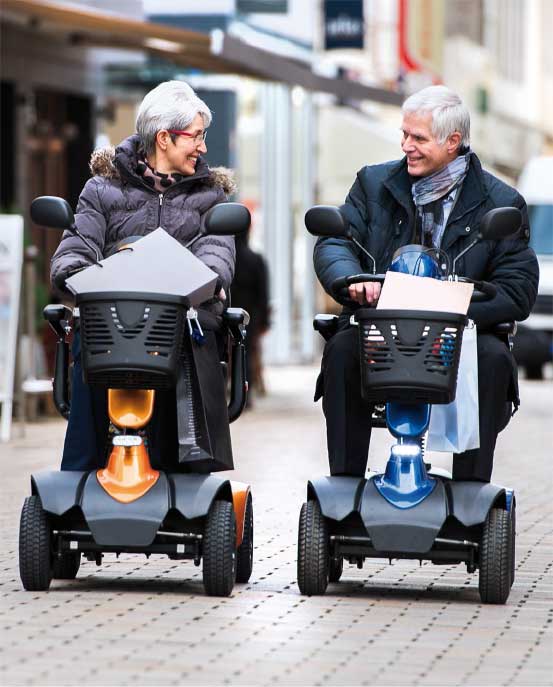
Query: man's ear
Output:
[[156, 130, 170, 151], [447, 132, 462, 154]]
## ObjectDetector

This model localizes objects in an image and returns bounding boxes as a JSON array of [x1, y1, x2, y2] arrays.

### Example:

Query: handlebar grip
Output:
[[471, 280, 497, 302], [330, 273, 386, 298], [331, 276, 349, 294]]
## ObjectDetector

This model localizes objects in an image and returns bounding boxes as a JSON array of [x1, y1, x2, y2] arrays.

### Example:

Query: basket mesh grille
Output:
[[357, 311, 466, 404]]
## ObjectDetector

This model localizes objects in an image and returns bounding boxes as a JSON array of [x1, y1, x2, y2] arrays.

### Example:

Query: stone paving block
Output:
[[1, 369, 552, 686]]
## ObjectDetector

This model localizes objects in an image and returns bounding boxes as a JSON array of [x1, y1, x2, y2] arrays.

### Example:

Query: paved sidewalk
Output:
[[1, 367, 552, 686]]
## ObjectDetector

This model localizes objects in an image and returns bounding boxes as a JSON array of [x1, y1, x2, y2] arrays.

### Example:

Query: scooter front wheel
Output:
[[19, 495, 52, 591], [297, 500, 329, 595], [478, 507, 514, 604], [203, 500, 236, 597]]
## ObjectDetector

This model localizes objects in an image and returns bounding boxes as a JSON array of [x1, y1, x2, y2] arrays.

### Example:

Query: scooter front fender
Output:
[[31, 471, 87, 516], [307, 476, 365, 521], [448, 481, 509, 527]]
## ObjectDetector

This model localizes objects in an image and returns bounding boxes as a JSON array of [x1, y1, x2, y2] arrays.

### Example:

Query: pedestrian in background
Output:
[[231, 219, 270, 404]]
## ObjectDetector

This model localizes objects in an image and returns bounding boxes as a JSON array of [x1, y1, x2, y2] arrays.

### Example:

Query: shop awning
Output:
[[1, 0, 403, 105]]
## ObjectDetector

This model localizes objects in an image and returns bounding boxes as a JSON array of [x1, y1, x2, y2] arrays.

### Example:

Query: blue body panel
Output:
[[389, 245, 441, 279]]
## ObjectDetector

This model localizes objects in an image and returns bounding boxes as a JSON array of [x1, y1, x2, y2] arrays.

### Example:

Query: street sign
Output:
[[0, 215, 24, 442], [324, 0, 364, 50]]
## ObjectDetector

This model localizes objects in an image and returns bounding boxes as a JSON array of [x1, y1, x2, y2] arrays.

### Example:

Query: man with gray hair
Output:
[[314, 85, 538, 483]]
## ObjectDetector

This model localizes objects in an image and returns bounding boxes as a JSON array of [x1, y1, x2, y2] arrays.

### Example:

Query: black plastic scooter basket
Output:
[[356, 309, 467, 404], [77, 292, 188, 389]]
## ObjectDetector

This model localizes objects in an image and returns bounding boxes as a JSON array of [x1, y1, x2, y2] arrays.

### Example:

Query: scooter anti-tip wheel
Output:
[[235, 492, 253, 583], [203, 500, 236, 597], [52, 551, 81, 580], [329, 555, 344, 583], [297, 500, 329, 595], [478, 506, 515, 604], [19, 495, 52, 591]]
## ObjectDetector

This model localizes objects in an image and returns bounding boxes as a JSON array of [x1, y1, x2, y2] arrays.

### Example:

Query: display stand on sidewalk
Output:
[[0, 215, 23, 442]]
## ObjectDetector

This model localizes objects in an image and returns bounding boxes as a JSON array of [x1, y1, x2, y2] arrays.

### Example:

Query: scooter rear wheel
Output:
[[478, 507, 514, 604], [19, 495, 52, 591], [203, 500, 236, 597], [297, 500, 329, 595], [236, 493, 253, 583]]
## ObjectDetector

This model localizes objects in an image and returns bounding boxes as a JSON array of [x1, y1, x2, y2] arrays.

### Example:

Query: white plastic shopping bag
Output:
[[427, 322, 480, 453]]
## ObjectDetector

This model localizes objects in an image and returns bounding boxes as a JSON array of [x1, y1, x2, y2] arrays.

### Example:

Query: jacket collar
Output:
[[382, 152, 490, 247], [382, 158, 414, 215], [114, 134, 209, 189]]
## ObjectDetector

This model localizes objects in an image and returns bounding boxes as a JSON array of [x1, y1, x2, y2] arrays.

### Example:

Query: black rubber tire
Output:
[[19, 495, 52, 591], [329, 556, 343, 583], [297, 500, 329, 596], [52, 551, 81, 580], [203, 500, 236, 597], [235, 493, 253, 583], [509, 501, 516, 588], [479, 507, 513, 604]]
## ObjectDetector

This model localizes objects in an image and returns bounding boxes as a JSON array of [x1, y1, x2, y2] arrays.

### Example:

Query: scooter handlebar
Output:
[[331, 273, 386, 301], [457, 277, 498, 302]]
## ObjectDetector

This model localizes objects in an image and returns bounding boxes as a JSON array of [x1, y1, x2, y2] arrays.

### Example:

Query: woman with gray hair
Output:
[[51, 80, 237, 471]]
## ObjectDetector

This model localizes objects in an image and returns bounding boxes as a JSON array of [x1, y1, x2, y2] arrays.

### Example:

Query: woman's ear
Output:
[[156, 130, 170, 151]]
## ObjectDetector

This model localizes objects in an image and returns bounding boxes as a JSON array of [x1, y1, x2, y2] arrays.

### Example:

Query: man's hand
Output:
[[348, 281, 381, 306]]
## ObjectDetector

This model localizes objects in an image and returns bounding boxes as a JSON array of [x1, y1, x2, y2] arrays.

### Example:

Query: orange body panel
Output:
[[108, 389, 155, 429], [231, 481, 250, 548], [97, 443, 159, 503]]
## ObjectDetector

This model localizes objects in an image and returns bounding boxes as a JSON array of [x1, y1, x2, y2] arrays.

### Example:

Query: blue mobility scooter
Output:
[[297, 205, 520, 604], [19, 196, 253, 597]]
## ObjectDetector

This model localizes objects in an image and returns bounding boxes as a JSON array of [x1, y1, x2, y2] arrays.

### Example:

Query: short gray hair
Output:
[[136, 80, 212, 155], [402, 86, 470, 148]]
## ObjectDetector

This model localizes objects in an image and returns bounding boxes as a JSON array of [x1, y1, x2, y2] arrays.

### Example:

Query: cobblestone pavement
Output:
[[1, 367, 552, 687]]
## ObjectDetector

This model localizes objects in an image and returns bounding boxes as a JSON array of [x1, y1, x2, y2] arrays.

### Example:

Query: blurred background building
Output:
[[1, 0, 551, 429]]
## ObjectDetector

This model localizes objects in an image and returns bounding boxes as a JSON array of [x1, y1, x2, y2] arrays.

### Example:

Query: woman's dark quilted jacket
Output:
[[50, 135, 236, 313]]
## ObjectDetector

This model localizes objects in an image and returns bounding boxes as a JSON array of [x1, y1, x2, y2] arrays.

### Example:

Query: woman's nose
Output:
[[198, 139, 207, 154]]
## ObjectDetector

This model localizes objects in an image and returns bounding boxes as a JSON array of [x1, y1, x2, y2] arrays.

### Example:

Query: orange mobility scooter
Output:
[[19, 196, 253, 597]]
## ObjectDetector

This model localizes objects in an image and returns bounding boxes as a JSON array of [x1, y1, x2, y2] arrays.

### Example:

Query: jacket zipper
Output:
[[158, 193, 163, 227]]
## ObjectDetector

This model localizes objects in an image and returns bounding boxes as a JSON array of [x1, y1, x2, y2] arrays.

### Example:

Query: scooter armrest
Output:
[[492, 321, 517, 337], [224, 307, 250, 328], [43, 304, 72, 339], [313, 314, 339, 341]]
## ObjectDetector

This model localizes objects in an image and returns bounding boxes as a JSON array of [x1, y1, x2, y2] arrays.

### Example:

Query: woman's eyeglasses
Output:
[[167, 130, 207, 144]]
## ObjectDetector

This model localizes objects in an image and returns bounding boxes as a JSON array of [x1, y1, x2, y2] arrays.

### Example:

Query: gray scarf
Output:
[[411, 152, 470, 248]]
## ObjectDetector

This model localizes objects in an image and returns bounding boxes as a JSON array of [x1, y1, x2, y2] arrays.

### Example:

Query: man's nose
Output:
[[402, 136, 414, 152]]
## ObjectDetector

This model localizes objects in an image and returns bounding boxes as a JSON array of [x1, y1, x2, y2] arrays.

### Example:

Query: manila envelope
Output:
[[376, 271, 473, 315]]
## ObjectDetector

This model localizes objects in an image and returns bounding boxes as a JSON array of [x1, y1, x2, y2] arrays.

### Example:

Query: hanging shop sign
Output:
[[324, 0, 364, 50]]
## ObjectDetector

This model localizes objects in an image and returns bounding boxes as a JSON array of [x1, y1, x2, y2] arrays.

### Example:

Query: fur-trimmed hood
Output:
[[89, 136, 236, 196]]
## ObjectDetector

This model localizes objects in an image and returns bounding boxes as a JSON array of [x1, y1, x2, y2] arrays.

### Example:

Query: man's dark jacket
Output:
[[314, 152, 539, 330]]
